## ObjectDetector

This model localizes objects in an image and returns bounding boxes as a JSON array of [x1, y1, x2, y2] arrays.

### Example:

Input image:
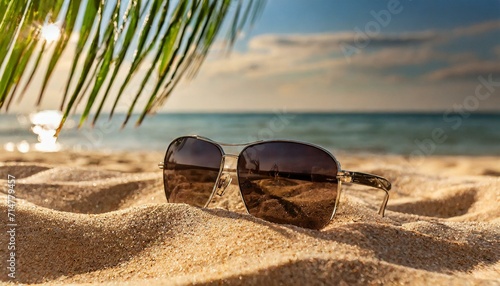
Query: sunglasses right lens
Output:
[[237, 142, 339, 229], [163, 137, 223, 207]]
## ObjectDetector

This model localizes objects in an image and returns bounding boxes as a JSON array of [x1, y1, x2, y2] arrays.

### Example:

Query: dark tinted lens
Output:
[[237, 142, 339, 229], [163, 137, 223, 207]]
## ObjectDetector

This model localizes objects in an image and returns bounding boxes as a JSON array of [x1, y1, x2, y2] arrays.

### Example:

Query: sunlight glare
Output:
[[40, 23, 61, 43], [30, 110, 63, 152], [17, 141, 30, 153], [3, 142, 15, 152]]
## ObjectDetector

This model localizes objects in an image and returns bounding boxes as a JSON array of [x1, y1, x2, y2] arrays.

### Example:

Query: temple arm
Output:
[[337, 170, 391, 217]]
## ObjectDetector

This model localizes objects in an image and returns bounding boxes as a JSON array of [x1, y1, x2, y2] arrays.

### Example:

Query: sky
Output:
[[12, 0, 500, 113], [165, 0, 500, 113]]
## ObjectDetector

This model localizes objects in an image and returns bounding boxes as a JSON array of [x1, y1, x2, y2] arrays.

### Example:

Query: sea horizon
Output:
[[1, 112, 499, 156]]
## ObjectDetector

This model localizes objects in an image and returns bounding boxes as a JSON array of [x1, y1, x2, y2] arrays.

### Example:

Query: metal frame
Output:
[[159, 135, 391, 226]]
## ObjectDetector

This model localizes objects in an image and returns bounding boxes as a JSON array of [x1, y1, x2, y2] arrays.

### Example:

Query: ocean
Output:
[[1, 112, 499, 155]]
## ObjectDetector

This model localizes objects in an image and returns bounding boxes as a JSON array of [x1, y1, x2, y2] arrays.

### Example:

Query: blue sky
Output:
[[163, 0, 500, 112], [20, 0, 500, 114], [252, 0, 499, 33]]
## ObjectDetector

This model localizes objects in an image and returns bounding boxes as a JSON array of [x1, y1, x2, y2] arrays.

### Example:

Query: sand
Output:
[[0, 150, 499, 285]]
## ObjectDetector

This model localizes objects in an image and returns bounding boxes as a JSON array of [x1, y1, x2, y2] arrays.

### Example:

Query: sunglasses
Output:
[[159, 136, 391, 229]]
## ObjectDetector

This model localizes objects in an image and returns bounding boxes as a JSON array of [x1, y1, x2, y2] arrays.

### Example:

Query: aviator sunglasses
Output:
[[159, 136, 391, 229]]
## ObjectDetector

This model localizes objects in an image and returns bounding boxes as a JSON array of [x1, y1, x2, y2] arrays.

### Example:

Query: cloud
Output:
[[168, 19, 500, 113], [204, 30, 436, 78], [340, 31, 438, 48], [249, 31, 436, 51], [425, 61, 500, 81], [348, 47, 478, 69], [349, 46, 436, 68], [451, 20, 500, 37], [495, 45, 500, 58], [204, 50, 339, 78], [201, 19, 500, 83]]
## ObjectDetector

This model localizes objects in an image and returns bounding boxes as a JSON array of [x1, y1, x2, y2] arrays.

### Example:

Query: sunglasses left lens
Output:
[[163, 137, 223, 207]]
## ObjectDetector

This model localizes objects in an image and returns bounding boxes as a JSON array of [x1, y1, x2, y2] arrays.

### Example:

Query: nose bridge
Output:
[[221, 154, 239, 174], [213, 154, 239, 197]]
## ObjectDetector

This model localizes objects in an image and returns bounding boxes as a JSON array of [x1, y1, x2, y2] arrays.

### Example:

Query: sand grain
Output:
[[0, 151, 499, 285]]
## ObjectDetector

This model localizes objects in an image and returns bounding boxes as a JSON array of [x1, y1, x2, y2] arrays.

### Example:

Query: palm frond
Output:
[[0, 0, 266, 136]]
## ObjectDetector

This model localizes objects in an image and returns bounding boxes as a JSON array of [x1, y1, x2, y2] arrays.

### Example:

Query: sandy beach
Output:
[[0, 150, 499, 285]]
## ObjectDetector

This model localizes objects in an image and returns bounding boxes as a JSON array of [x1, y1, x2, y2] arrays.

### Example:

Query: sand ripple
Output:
[[0, 155, 499, 285]]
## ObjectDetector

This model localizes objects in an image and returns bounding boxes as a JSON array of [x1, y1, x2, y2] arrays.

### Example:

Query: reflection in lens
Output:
[[164, 137, 223, 207], [237, 142, 339, 229]]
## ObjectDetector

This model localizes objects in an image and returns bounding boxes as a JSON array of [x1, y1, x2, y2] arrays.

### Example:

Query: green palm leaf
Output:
[[0, 0, 266, 136]]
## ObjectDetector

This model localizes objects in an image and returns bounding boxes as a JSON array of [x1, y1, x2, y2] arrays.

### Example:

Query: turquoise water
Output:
[[1, 113, 499, 155]]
